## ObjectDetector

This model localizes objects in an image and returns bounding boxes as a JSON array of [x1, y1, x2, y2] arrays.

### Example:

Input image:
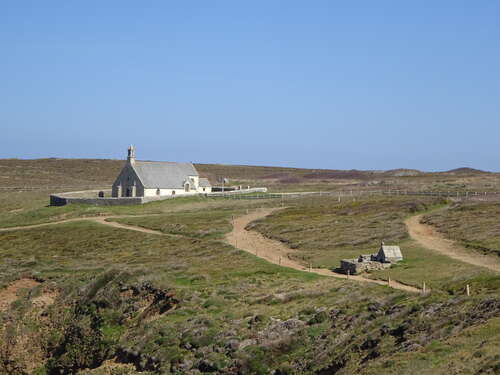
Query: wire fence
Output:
[[212, 189, 500, 200]]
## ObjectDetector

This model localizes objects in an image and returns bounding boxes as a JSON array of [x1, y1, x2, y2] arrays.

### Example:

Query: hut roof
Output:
[[377, 245, 403, 260]]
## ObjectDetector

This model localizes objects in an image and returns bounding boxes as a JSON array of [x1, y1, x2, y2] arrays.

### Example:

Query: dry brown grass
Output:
[[1, 158, 499, 195], [249, 195, 439, 268], [0, 162, 499, 374]]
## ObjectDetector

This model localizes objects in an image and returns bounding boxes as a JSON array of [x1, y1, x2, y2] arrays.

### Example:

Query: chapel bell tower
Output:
[[127, 145, 136, 164]]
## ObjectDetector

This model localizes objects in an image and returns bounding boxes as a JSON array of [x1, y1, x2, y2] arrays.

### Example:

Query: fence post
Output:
[[388, 276, 391, 287], [466, 284, 470, 296], [347, 270, 350, 279], [422, 281, 426, 294]]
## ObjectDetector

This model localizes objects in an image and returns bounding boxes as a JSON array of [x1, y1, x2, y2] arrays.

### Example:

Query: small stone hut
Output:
[[372, 244, 403, 263], [339, 242, 403, 275]]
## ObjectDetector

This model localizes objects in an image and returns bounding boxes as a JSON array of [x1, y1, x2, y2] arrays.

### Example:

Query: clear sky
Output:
[[1, 1, 499, 171]]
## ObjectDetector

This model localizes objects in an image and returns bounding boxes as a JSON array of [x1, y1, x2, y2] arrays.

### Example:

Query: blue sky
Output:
[[1, 1, 499, 171]]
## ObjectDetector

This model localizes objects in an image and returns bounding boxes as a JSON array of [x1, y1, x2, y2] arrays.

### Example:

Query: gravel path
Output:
[[226, 208, 421, 293], [0, 209, 429, 293], [405, 214, 500, 272], [0, 215, 167, 236]]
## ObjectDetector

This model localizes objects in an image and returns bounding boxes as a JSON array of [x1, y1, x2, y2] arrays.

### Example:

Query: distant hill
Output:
[[383, 169, 422, 177], [0, 158, 124, 189], [444, 167, 489, 175], [0, 158, 496, 193]]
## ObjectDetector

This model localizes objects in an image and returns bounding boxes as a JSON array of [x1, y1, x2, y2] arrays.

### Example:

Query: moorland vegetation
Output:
[[0, 159, 499, 374]]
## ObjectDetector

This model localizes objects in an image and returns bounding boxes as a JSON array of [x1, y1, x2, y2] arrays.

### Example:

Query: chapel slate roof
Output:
[[133, 161, 198, 188], [199, 177, 211, 187]]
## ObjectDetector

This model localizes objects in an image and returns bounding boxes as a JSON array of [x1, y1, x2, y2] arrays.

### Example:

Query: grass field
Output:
[[0, 159, 499, 374], [2, 158, 500, 195], [422, 201, 500, 257], [248, 196, 496, 291]]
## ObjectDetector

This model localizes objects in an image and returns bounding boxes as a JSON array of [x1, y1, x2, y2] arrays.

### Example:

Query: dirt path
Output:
[[0, 215, 167, 236], [226, 208, 420, 293], [0, 210, 423, 293], [406, 214, 500, 272], [92, 217, 167, 236]]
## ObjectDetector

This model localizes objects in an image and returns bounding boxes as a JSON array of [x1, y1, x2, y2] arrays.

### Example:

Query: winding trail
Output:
[[226, 208, 420, 293], [0, 209, 426, 293], [0, 215, 168, 236], [405, 214, 500, 272]]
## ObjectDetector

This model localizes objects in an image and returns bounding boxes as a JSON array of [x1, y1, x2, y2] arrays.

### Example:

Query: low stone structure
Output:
[[50, 194, 144, 206], [50, 187, 268, 206], [340, 257, 391, 275], [339, 243, 403, 275]]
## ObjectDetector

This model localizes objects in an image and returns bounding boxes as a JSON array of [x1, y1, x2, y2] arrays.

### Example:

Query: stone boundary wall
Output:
[[50, 187, 268, 206], [50, 194, 143, 206]]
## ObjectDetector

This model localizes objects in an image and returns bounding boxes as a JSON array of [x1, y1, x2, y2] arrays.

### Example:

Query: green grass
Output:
[[0, 212, 328, 297], [357, 317, 500, 375], [111, 209, 236, 239], [369, 239, 495, 290], [1, 170, 499, 374], [249, 195, 495, 290], [0, 193, 282, 228], [250, 195, 439, 268]]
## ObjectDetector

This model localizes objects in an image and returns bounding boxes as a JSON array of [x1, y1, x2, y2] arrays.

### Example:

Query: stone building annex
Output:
[[340, 242, 403, 275], [112, 146, 211, 198], [50, 146, 264, 206]]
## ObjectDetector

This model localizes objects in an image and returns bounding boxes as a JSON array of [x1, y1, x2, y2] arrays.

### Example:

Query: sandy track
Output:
[[0, 215, 168, 236], [405, 214, 500, 272], [92, 217, 167, 236], [0, 210, 424, 292], [226, 208, 420, 293]]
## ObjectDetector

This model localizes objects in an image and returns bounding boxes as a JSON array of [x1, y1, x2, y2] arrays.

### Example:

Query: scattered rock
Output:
[[198, 359, 218, 372], [225, 339, 240, 351]]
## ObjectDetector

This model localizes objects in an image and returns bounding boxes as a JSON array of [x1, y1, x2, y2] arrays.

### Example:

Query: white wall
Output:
[[188, 175, 199, 189], [143, 188, 199, 197]]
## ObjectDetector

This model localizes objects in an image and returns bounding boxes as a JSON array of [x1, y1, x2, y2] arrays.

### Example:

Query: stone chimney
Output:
[[127, 145, 136, 165]]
